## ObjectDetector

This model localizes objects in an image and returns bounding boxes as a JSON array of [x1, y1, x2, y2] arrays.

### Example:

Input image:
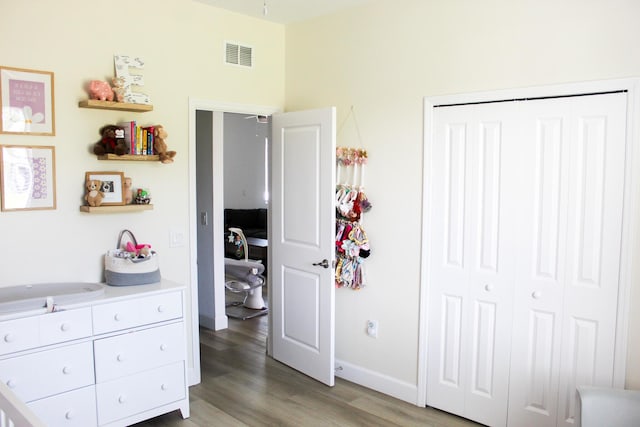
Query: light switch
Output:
[[169, 230, 185, 248]]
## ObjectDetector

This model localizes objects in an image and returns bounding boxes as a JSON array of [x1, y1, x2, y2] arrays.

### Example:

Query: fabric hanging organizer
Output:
[[335, 142, 372, 289]]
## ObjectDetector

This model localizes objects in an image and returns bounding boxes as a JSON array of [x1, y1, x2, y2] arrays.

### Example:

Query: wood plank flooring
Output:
[[134, 306, 482, 426]]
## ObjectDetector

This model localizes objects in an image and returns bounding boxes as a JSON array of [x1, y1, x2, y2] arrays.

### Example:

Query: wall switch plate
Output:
[[169, 229, 185, 248]]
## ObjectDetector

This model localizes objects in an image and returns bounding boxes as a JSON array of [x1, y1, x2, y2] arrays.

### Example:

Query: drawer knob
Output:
[[161, 383, 168, 391], [62, 366, 72, 375], [114, 313, 122, 321], [157, 305, 165, 313], [6, 379, 16, 389], [117, 354, 125, 362], [60, 323, 70, 332], [65, 410, 74, 420], [4, 333, 14, 343], [532, 291, 541, 299], [160, 344, 167, 351], [118, 395, 126, 404], [484, 284, 494, 292]]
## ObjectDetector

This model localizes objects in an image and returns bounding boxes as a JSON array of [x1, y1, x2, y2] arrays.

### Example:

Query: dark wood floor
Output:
[[134, 299, 481, 426]]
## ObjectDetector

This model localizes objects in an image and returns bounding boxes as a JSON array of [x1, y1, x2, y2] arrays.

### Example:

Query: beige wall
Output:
[[0, 0, 284, 374], [286, 0, 640, 389]]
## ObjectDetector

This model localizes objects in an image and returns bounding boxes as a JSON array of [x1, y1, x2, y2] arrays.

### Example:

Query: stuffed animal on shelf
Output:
[[124, 177, 133, 204], [85, 179, 104, 207], [153, 125, 176, 164], [93, 124, 129, 156], [111, 77, 126, 103], [88, 80, 114, 102]]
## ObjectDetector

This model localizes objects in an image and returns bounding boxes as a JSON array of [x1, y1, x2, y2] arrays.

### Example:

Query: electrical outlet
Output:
[[367, 320, 378, 338]]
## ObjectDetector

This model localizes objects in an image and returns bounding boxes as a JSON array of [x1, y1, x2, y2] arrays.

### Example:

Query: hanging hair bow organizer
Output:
[[335, 107, 372, 290]]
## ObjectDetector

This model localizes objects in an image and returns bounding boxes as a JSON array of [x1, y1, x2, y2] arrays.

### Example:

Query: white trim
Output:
[[335, 359, 419, 405], [418, 77, 639, 406], [187, 98, 280, 385]]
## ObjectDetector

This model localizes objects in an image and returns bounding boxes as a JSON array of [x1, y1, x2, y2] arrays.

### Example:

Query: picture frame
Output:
[[0, 66, 55, 136], [85, 171, 125, 206], [0, 145, 56, 211]]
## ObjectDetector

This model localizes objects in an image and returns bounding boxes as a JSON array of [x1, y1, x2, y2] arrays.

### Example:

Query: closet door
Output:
[[507, 93, 627, 427], [426, 103, 519, 427]]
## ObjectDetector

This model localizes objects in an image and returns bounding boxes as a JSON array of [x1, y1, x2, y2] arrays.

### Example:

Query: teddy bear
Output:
[[153, 125, 176, 164], [93, 124, 129, 156], [84, 179, 104, 207], [111, 77, 126, 103]]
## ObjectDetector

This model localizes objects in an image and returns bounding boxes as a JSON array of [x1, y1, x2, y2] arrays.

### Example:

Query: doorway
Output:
[[189, 99, 279, 372]]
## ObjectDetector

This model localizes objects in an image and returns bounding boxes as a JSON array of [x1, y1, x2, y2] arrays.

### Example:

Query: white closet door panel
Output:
[[557, 93, 626, 427], [427, 107, 472, 417], [428, 105, 516, 427], [508, 104, 571, 427]]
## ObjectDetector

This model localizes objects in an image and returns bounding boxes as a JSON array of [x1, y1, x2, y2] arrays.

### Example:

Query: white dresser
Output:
[[0, 280, 189, 426]]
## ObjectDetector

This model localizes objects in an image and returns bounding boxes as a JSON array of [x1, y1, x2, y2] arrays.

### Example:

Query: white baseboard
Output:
[[334, 358, 420, 406], [199, 314, 228, 331]]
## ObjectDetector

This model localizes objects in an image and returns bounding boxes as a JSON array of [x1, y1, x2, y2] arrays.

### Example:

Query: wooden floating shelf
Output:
[[80, 204, 154, 213], [78, 99, 153, 112], [97, 154, 160, 161]]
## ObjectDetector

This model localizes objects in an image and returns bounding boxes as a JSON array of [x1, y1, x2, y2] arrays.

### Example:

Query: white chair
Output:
[[577, 386, 640, 427]]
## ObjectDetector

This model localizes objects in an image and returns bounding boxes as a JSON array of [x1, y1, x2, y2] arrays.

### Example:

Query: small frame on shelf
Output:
[[85, 171, 125, 206], [78, 99, 152, 112], [0, 145, 56, 211], [1, 66, 55, 135]]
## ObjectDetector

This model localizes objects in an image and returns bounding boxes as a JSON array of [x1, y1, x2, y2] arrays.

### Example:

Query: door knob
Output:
[[313, 259, 330, 268]]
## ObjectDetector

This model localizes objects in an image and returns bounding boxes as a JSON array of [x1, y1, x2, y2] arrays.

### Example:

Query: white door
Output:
[[508, 93, 627, 427], [270, 107, 336, 386], [426, 102, 520, 427], [426, 92, 627, 427]]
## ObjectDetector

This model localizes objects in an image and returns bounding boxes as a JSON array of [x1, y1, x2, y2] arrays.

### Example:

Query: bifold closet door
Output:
[[507, 93, 627, 427], [426, 103, 520, 427], [427, 92, 627, 427]]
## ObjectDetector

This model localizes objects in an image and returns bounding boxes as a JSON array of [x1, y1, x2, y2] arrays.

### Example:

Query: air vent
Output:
[[225, 42, 253, 68]]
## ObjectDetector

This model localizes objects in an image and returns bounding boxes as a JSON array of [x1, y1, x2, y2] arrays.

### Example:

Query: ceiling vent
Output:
[[225, 42, 253, 68]]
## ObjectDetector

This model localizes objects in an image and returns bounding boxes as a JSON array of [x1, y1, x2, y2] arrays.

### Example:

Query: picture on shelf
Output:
[[85, 171, 125, 206]]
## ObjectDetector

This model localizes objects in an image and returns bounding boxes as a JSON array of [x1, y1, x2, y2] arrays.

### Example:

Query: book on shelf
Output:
[[117, 120, 136, 154], [112, 122, 156, 156]]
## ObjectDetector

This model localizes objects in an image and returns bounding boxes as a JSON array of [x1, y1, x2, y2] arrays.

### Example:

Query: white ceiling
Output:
[[194, 0, 374, 24]]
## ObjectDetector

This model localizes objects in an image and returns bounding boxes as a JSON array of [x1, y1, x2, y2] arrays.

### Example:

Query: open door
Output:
[[270, 107, 336, 386]]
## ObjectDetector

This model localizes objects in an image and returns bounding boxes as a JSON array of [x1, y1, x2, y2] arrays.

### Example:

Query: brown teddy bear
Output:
[[85, 179, 104, 206], [153, 125, 176, 164], [93, 124, 129, 156]]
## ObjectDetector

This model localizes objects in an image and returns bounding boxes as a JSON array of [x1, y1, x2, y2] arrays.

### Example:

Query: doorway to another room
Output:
[[194, 106, 275, 338]]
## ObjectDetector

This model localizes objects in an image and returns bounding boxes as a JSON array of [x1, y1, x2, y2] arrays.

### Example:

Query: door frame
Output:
[[188, 98, 280, 385], [417, 78, 640, 406]]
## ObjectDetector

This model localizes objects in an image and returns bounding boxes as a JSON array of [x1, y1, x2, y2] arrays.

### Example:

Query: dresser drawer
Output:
[[39, 308, 92, 346], [94, 322, 185, 382], [0, 316, 39, 356], [0, 341, 94, 402], [92, 291, 182, 335], [28, 385, 97, 427], [96, 362, 186, 425]]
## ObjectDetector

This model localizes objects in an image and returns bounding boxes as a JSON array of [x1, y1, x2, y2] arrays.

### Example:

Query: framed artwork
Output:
[[0, 145, 56, 211], [0, 66, 55, 136], [85, 171, 125, 206]]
